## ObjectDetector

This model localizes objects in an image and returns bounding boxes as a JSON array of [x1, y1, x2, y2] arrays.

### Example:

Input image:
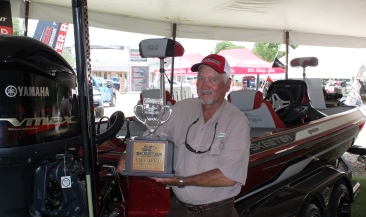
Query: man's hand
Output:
[[117, 153, 126, 174], [150, 169, 236, 187], [150, 176, 179, 186]]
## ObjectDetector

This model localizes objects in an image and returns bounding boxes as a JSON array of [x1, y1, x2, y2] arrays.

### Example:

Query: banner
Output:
[[0, 0, 13, 35], [91, 45, 124, 50], [53, 23, 69, 54], [130, 48, 147, 62], [33, 20, 69, 54]]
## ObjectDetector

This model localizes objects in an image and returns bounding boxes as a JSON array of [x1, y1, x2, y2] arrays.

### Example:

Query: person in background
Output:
[[118, 54, 251, 217]]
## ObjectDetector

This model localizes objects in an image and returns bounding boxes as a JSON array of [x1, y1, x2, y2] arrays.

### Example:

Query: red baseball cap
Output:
[[191, 54, 231, 76]]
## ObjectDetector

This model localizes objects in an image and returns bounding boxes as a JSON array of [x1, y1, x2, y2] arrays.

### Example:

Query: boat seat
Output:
[[137, 89, 176, 106], [267, 80, 310, 104], [227, 89, 286, 128], [266, 80, 311, 126]]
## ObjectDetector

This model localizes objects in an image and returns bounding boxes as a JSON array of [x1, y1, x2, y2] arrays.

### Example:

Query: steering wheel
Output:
[[264, 89, 295, 117]]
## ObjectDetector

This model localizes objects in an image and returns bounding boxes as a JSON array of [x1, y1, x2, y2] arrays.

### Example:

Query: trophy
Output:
[[122, 38, 184, 177], [122, 98, 174, 177]]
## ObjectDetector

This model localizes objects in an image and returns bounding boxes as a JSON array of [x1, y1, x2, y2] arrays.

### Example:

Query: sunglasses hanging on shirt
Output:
[[185, 118, 217, 154]]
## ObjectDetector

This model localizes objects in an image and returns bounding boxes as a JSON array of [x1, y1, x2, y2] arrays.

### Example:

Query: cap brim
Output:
[[190, 62, 225, 74], [191, 63, 202, 72]]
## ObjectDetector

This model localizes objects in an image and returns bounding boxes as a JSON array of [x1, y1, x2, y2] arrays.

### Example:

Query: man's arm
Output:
[[117, 153, 126, 174], [152, 168, 236, 187]]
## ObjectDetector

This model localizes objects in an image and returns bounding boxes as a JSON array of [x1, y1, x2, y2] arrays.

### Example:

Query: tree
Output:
[[61, 47, 76, 68], [252, 43, 279, 62], [11, 17, 24, 36], [252, 42, 298, 62], [214, 41, 244, 54]]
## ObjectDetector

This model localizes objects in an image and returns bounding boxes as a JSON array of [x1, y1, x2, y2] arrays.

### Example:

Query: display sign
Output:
[[131, 66, 149, 91]]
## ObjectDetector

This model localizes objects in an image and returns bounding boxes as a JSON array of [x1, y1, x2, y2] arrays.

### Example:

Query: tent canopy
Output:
[[154, 53, 204, 76], [10, 0, 366, 48], [218, 48, 284, 75]]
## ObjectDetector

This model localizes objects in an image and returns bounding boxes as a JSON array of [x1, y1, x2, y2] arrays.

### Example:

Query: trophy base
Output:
[[133, 136, 165, 141], [121, 171, 174, 178], [122, 139, 174, 177]]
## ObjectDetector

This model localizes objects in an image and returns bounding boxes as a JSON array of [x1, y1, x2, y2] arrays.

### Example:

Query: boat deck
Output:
[[319, 105, 356, 116]]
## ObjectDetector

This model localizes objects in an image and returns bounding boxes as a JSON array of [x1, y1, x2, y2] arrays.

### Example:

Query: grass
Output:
[[352, 175, 366, 217]]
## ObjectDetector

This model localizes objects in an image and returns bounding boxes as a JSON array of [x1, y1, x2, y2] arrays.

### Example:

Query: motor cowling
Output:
[[0, 35, 83, 216], [0, 35, 80, 148]]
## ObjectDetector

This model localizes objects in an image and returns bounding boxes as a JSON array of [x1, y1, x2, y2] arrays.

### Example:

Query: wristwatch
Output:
[[178, 176, 185, 188]]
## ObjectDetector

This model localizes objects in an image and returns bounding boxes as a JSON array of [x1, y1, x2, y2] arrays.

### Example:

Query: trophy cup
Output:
[[134, 98, 171, 139], [122, 98, 174, 177]]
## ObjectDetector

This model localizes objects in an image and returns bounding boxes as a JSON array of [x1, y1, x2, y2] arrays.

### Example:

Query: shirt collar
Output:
[[196, 99, 227, 124]]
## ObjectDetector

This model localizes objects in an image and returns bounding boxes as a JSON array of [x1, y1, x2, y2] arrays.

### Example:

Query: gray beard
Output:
[[199, 97, 214, 105]]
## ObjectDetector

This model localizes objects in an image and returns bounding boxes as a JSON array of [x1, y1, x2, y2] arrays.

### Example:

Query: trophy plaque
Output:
[[122, 98, 174, 177]]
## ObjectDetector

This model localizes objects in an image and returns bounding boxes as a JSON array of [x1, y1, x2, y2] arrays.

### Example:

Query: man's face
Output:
[[196, 65, 231, 106]]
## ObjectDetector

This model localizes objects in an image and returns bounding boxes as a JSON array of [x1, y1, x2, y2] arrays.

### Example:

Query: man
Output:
[[118, 54, 251, 216]]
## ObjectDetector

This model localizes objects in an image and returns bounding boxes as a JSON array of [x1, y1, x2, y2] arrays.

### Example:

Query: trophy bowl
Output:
[[134, 98, 172, 139]]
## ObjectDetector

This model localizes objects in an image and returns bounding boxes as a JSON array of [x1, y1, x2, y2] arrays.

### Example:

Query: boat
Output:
[[96, 56, 366, 216]]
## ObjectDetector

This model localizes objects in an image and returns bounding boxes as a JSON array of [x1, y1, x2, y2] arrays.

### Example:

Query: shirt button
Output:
[[191, 163, 194, 167]]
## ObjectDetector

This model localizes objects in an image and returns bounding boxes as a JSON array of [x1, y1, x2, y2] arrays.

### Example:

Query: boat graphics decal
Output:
[[251, 133, 296, 155], [235, 157, 313, 203]]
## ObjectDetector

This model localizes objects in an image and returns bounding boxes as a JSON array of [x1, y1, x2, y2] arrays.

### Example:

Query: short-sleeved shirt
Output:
[[155, 98, 251, 205]]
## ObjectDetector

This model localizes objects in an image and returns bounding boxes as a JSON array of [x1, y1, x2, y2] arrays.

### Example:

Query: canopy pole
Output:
[[24, 0, 30, 36], [160, 58, 166, 105], [285, 31, 289, 80], [72, 0, 98, 216], [169, 23, 177, 98]]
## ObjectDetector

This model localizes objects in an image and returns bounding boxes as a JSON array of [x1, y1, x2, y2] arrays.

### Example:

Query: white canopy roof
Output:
[[10, 0, 366, 48]]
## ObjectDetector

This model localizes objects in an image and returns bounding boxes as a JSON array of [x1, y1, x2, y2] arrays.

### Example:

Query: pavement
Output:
[[100, 91, 366, 147], [101, 91, 140, 118]]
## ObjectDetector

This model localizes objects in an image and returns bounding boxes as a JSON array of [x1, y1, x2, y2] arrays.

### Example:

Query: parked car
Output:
[[110, 77, 120, 91], [92, 76, 116, 107], [93, 87, 104, 117]]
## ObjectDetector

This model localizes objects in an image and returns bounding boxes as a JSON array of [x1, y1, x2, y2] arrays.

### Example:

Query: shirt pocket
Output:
[[209, 139, 223, 155], [200, 152, 220, 172], [197, 140, 222, 172]]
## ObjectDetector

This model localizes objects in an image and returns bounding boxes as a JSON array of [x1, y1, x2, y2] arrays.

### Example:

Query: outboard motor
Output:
[[0, 35, 86, 216]]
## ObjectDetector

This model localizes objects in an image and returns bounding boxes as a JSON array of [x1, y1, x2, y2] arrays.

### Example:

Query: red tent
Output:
[[154, 53, 204, 75], [218, 48, 285, 75]]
